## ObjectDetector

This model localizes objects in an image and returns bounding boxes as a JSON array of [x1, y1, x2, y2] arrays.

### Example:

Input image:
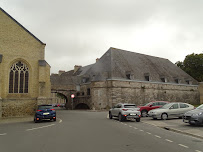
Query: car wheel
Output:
[[161, 113, 168, 120], [141, 110, 148, 117], [109, 112, 113, 119], [136, 118, 140, 122], [153, 118, 157, 120], [118, 113, 123, 122]]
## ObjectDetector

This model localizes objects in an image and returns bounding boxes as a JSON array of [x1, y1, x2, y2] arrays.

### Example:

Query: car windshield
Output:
[[161, 103, 174, 109], [197, 104, 203, 110], [38, 106, 53, 109], [124, 105, 136, 108], [144, 102, 151, 106]]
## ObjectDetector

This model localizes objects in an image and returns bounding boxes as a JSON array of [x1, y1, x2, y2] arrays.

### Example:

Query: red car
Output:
[[138, 101, 169, 117]]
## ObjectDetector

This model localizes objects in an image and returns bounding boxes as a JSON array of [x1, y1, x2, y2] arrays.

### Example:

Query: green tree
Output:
[[176, 53, 203, 82]]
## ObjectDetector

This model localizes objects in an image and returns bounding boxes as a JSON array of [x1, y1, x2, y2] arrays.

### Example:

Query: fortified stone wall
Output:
[[90, 80, 199, 110]]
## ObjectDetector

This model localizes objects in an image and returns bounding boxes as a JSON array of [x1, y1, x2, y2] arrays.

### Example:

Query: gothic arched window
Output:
[[9, 61, 29, 93]]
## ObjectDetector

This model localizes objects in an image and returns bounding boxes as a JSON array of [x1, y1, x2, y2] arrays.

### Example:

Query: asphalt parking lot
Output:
[[141, 117, 203, 139]]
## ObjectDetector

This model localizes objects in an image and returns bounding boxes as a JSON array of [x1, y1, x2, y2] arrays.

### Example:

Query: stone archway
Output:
[[75, 103, 90, 110]]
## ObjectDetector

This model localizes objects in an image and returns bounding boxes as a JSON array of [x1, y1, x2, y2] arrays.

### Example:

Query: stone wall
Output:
[[199, 82, 203, 104], [2, 98, 37, 117], [90, 80, 200, 110], [0, 8, 51, 117]]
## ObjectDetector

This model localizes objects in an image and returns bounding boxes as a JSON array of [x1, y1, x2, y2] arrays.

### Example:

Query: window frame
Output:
[[9, 61, 29, 94]]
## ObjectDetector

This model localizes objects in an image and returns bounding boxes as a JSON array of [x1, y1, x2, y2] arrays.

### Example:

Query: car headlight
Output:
[[192, 112, 202, 116]]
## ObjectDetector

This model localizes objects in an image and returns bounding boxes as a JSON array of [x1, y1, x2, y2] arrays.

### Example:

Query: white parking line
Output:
[[107, 114, 109, 119], [165, 139, 173, 143], [146, 132, 151, 135], [0, 133, 7, 136], [134, 127, 137, 129], [26, 124, 55, 131], [139, 130, 144, 132], [178, 144, 189, 148], [155, 135, 161, 138], [124, 124, 127, 126], [129, 125, 132, 128], [195, 150, 202, 152]]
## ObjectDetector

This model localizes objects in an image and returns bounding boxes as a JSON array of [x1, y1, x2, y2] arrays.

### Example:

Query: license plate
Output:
[[43, 112, 49, 115], [183, 119, 189, 123], [130, 114, 137, 116]]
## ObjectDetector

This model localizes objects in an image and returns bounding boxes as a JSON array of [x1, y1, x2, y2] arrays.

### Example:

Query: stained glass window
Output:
[[9, 61, 29, 93]]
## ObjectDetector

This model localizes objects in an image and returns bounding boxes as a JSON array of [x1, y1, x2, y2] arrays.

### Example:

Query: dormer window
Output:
[[186, 80, 192, 85], [125, 71, 134, 80], [144, 73, 150, 81], [82, 77, 89, 83], [174, 78, 181, 84], [160, 76, 167, 83]]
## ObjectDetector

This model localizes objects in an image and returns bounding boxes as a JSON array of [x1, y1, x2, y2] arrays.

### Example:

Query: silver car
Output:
[[148, 102, 194, 120], [109, 103, 141, 122], [183, 104, 203, 125]]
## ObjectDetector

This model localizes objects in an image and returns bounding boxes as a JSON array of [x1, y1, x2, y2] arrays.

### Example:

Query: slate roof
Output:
[[51, 47, 199, 86], [0, 7, 45, 45]]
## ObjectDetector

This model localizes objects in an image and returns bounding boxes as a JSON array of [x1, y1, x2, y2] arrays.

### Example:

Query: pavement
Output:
[[0, 116, 33, 124], [141, 117, 203, 140]]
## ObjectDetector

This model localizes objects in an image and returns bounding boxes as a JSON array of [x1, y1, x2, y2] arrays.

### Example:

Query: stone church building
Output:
[[0, 8, 51, 117], [51, 47, 200, 110]]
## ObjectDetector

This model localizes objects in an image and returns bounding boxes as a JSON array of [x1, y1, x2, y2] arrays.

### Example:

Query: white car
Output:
[[148, 102, 194, 120], [109, 103, 141, 122]]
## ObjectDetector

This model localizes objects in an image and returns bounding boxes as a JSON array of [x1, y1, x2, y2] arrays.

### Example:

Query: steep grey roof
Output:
[[51, 70, 78, 85], [109, 47, 198, 85], [51, 47, 198, 86], [0, 7, 45, 45]]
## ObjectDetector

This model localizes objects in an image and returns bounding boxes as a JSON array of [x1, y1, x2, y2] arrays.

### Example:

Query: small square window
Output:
[[145, 76, 150, 81], [87, 88, 90, 95], [175, 79, 180, 84], [126, 74, 131, 79], [160, 77, 167, 82]]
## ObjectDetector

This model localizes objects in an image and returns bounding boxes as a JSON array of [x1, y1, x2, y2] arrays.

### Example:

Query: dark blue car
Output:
[[34, 104, 56, 123]]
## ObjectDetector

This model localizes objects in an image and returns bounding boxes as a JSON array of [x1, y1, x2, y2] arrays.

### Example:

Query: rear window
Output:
[[38, 105, 53, 109], [180, 103, 189, 108], [124, 105, 136, 108]]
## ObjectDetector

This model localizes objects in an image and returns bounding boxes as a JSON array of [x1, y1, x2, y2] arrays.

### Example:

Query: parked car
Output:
[[34, 104, 56, 123], [138, 101, 169, 117], [109, 103, 141, 122], [148, 102, 194, 120], [183, 104, 203, 125]]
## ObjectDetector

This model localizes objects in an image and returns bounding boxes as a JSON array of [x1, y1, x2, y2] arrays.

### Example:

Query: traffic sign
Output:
[[71, 94, 75, 98]]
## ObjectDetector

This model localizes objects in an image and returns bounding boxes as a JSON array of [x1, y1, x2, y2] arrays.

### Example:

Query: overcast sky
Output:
[[1, 0, 203, 73]]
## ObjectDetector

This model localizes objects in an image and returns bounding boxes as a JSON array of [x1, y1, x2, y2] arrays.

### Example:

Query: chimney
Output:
[[58, 70, 65, 76], [74, 65, 82, 73], [96, 58, 99, 62]]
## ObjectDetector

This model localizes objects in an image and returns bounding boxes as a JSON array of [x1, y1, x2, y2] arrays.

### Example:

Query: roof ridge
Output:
[[110, 47, 169, 61], [0, 7, 45, 45]]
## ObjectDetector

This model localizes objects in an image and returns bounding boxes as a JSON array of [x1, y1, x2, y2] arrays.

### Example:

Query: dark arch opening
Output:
[[75, 103, 90, 110], [56, 92, 68, 102]]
